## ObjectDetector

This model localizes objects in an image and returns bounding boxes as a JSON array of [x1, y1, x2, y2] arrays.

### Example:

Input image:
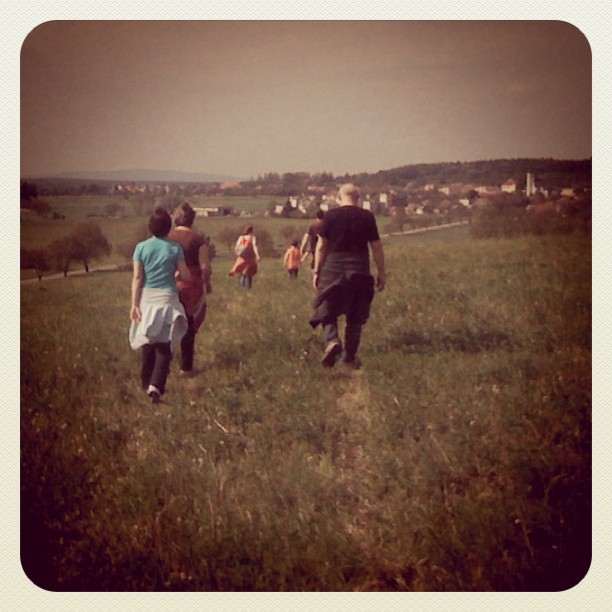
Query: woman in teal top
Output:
[[129, 207, 191, 403]]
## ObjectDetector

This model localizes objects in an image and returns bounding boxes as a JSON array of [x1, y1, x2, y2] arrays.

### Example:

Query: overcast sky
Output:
[[20, 20, 591, 179]]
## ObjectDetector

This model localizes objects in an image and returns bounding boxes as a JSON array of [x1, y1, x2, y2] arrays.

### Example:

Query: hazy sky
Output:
[[20, 20, 591, 179]]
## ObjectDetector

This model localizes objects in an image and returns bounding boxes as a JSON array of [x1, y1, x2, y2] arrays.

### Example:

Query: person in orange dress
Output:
[[228, 225, 260, 288]]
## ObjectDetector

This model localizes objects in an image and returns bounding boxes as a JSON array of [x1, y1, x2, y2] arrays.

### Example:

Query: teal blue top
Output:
[[133, 237, 185, 291]]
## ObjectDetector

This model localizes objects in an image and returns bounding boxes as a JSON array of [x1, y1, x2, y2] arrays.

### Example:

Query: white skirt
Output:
[[129, 288, 188, 350]]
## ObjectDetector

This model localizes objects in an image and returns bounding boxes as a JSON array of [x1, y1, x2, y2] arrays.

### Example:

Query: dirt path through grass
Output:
[[331, 370, 381, 545]]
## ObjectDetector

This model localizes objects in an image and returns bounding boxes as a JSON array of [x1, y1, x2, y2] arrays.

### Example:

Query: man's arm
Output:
[[312, 235, 329, 289], [369, 239, 386, 291]]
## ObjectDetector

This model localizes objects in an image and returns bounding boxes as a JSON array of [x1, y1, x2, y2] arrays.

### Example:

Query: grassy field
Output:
[[20, 230, 591, 591]]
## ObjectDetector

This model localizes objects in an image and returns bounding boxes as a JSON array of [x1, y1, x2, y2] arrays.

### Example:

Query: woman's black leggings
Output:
[[141, 342, 172, 394], [180, 316, 196, 371]]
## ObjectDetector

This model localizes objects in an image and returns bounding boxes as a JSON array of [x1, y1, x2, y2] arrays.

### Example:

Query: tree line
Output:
[[21, 221, 111, 280], [21, 158, 591, 200], [20, 216, 288, 281]]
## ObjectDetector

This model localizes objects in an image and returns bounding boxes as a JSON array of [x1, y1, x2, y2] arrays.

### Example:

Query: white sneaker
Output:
[[146, 385, 161, 403], [321, 340, 342, 367]]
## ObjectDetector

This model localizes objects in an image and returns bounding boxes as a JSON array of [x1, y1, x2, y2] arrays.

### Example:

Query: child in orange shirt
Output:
[[283, 240, 301, 279]]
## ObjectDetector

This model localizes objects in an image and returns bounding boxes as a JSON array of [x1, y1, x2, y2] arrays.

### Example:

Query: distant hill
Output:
[[351, 158, 592, 190], [34, 168, 246, 183], [22, 158, 591, 197]]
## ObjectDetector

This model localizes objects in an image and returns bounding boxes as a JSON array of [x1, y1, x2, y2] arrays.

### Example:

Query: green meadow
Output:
[[21, 215, 591, 590]]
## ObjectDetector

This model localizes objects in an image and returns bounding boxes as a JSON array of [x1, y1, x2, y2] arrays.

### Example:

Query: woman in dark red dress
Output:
[[168, 202, 213, 376]]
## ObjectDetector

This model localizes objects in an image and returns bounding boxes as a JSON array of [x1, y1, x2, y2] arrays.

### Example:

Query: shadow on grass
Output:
[[382, 328, 513, 355]]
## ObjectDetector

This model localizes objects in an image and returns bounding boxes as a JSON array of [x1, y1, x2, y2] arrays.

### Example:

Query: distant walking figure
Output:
[[283, 240, 301, 279], [301, 209, 325, 270], [228, 225, 260, 289], [129, 208, 191, 402], [309, 183, 386, 368], [168, 202, 213, 377]]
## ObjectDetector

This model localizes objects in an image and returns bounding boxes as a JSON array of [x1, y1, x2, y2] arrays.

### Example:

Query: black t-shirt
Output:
[[319, 206, 380, 254]]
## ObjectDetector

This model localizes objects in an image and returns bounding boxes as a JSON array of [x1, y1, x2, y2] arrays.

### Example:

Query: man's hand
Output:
[[312, 272, 320, 290], [376, 272, 386, 291]]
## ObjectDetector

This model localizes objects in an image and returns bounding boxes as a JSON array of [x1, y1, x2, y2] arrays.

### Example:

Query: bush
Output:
[[280, 224, 299, 242], [469, 206, 591, 239], [21, 198, 52, 216], [254, 227, 277, 257], [20, 180, 38, 200]]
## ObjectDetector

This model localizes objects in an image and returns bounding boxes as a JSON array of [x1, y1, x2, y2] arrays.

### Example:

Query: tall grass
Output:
[[20, 234, 591, 591]]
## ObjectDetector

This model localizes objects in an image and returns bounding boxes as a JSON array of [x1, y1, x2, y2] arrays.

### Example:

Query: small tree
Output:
[[20, 181, 38, 201], [46, 235, 84, 277], [393, 207, 408, 233], [281, 199, 294, 217], [71, 221, 111, 272], [20, 249, 49, 281], [218, 227, 240, 253]]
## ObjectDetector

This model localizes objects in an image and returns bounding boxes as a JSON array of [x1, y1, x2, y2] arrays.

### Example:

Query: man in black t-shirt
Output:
[[309, 183, 386, 368]]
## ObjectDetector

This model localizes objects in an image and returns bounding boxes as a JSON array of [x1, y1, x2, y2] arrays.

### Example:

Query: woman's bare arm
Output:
[[130, 260, 144, 322]]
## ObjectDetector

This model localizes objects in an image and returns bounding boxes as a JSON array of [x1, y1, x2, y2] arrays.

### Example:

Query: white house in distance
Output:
[[438, 183, 464, 196], [193, 206, 223, 217], [476, 185, 502, 196], [501, 179, 517, 193]]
